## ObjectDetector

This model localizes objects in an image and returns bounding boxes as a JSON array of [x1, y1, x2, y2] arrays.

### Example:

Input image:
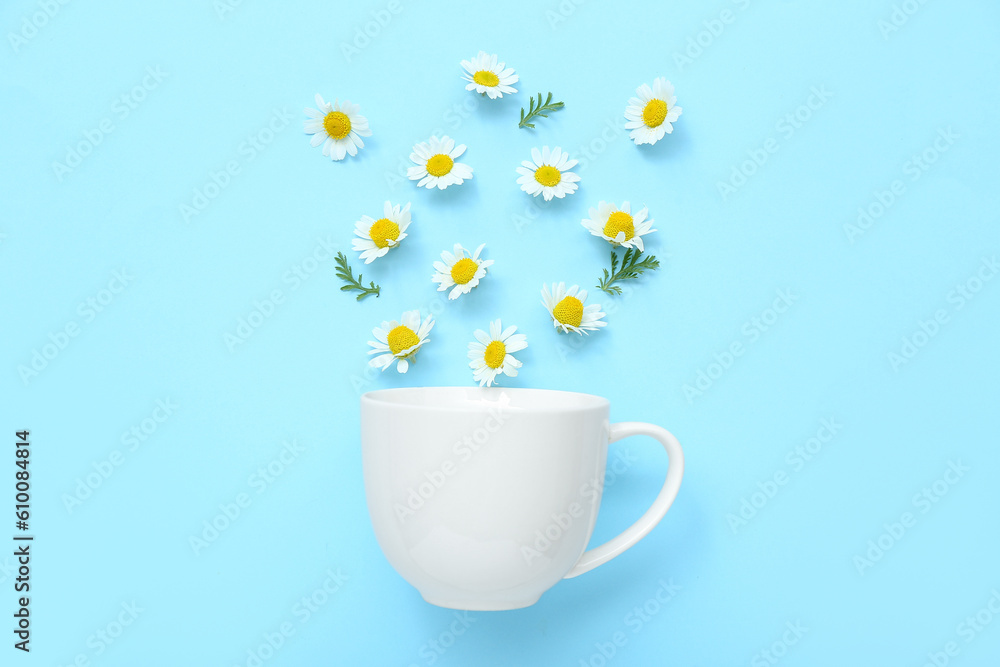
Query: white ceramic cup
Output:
[[361, 387, 684, 610]]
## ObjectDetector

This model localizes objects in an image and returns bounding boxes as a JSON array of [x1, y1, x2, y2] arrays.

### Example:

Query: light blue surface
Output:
[[2, 0, 999, 664]]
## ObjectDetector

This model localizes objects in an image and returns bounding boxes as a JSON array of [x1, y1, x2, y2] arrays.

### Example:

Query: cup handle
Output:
[[563, 422, 685, 579]]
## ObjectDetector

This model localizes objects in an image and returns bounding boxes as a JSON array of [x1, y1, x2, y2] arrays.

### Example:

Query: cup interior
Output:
[[362, 386, 608, 412]]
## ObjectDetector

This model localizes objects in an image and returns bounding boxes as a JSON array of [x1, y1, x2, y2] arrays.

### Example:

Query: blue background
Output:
[[2, 0, 999, 665]]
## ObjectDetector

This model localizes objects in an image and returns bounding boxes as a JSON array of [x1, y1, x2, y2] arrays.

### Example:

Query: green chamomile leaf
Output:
[[335, 252, 380, 301], [518, 92, 565, 130], [597, 247, 660, 295]]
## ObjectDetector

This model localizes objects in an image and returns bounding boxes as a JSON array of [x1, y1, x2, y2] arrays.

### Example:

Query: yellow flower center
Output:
[[642, 99, 668, 128], [450, 258, 479, 285], [387, 325, 420, 356], [552, 296, 584, 328], [484, 340, 506, 369], [472, 70, 499, 87], [603, 211, 635, 241], [534, 165, 561, 187], [426, 154, 454, 177], [369, 218, 400, 249], [324, 111, 351, 139]]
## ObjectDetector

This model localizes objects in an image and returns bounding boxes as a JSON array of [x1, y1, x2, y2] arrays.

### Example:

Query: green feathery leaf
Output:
[[597, 248, 660, 295], [518, 92, 565, 129], [335, 252, 380, 301]]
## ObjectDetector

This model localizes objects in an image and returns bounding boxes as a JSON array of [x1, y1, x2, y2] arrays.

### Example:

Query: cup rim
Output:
[[360, 386, 609, 413]]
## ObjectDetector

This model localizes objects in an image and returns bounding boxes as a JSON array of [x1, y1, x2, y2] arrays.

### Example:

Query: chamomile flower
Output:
[[407, 135, 474, 190], [367, 310, 434, 373], [431, 243, 494, 300], [460, 51, 518, 99], [351, 201, 411, 264], [304, 94, 372, 160], [516, 146, 580, 201], [467, 319, 527, 387], [581, 201, 657, 251], [624, 78, 682, 146], [541, 283, 607, 335]]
